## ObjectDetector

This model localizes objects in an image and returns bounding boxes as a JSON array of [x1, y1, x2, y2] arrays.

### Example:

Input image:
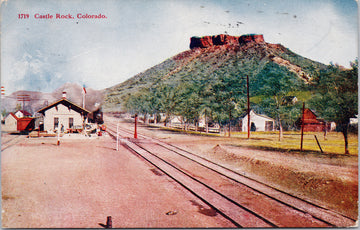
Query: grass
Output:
[[229, 131, 358, 155], [150, 123, 358, 155]]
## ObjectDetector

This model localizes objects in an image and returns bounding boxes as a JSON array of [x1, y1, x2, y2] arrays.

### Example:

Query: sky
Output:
[[1, 0, 358, 94]]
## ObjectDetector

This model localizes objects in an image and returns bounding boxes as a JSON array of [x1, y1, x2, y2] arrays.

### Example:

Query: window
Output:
[[69, 117, 74, 129], [54, 117, 59, 130]]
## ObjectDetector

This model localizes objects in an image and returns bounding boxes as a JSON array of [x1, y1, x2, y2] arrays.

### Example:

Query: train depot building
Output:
[[37, 92, 90, 133]]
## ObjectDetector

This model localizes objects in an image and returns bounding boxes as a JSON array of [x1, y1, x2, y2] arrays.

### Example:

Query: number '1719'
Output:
[[18, 14, 29, 19]]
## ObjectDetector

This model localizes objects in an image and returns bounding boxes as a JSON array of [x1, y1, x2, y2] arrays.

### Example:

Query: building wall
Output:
[[3, 114, 18, 132], [242, 111, 274, 132], [44, 104, 84, 131], [15, 111, 24, 118], [302, 109, 326, 132], [303, 123, 325, 132]]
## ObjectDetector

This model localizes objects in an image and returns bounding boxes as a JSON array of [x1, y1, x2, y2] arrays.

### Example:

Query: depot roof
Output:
[[37, 98, 90, 115]]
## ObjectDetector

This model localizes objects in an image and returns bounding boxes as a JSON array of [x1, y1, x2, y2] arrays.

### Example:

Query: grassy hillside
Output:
[[103, 38, 330, 129]]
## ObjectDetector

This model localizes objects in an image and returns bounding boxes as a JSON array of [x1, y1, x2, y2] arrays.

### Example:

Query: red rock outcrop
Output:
[[190, 34, 265, 49], [238, 34, 264, 44], [212, 34, 238, 45], [190, 36, 213, 49]]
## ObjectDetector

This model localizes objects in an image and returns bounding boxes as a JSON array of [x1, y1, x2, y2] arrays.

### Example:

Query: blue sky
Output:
[[1, 0, 358, 94]]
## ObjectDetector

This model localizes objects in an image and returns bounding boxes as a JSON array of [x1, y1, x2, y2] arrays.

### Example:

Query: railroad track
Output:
[[1, 134, 27, 151], [104, 116, 357, 228]]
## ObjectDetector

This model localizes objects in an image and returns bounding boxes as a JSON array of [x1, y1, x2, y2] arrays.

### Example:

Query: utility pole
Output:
[[247, 75, 250, 139], [228, 109, 231, 137], [17, 94, 30, 110], [134, 114, 138, 139], [300, 102, 305, 151]]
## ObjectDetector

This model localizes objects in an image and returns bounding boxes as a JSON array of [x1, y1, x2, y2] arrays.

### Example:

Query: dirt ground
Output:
[[1, 133, 234, 228], [2, 120, 358, 227], [124, 122, 358, 220]]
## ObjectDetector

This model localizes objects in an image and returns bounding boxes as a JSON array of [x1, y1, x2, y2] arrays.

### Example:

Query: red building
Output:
[[298, 109, 329, 132]]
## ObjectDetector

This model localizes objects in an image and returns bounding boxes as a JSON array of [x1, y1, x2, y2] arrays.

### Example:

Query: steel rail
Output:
[[105, 118, 356, 227], [117, 133, 276, 227]]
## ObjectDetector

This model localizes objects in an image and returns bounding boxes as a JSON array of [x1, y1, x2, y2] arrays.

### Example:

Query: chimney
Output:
[[62, 91, 67, 99]]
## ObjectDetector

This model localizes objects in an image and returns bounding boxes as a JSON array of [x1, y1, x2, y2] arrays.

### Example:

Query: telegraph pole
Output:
[[134, 114, 138, 139], [17, 94, 30, 110], [300, 102, 305, 151], [247, 75, 250, 139]]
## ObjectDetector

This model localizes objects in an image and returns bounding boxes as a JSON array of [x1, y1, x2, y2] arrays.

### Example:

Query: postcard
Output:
[[1, 0, 358, 228]]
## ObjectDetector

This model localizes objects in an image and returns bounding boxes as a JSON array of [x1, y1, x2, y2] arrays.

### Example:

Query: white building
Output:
[[350, 115, 358, 125], [241, 110, 275, 132], [2, 113, 18, 132], [37, 93, 90, 132], [169, 115, 183, 124], [14, 110, 32, 118]]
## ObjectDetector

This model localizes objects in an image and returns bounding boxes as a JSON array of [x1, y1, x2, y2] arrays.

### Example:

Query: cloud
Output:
[[1, 0, 357, 95], [281, 3, 357, 66], [5, 50, 63, 93]]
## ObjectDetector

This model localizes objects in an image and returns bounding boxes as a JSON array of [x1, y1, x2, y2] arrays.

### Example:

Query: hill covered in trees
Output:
[[103, 34, 356, 136]]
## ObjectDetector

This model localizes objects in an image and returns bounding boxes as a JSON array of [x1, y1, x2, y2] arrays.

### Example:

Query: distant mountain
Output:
[[1, 83, 104, 115], [103, 34, 328, 112], [52, 82, 105, 112]]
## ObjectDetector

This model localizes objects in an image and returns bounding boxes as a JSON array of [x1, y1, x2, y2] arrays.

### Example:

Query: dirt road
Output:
[[1, 134, 234, 228]]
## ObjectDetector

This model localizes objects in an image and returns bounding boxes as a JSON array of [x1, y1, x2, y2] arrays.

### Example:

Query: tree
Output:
[[177, 88, 202, 130], [310, 60, 358, 154], [255, 62, 304, 140], [199, 83, 216, 133], [210, 71, 245, 136], [1, 109, 7, 118], [15, 103, 22, 112], [147, 88, 161, 124], [157, 83, 182, 126]]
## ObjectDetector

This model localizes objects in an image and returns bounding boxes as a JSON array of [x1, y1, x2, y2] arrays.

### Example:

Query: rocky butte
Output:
[[190, 34, 265, 49], [104, 32, 329, 111]]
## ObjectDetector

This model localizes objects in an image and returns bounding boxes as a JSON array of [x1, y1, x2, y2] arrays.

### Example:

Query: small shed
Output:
[[241, 110, 275, 132], [37, 94, 90, 132]]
